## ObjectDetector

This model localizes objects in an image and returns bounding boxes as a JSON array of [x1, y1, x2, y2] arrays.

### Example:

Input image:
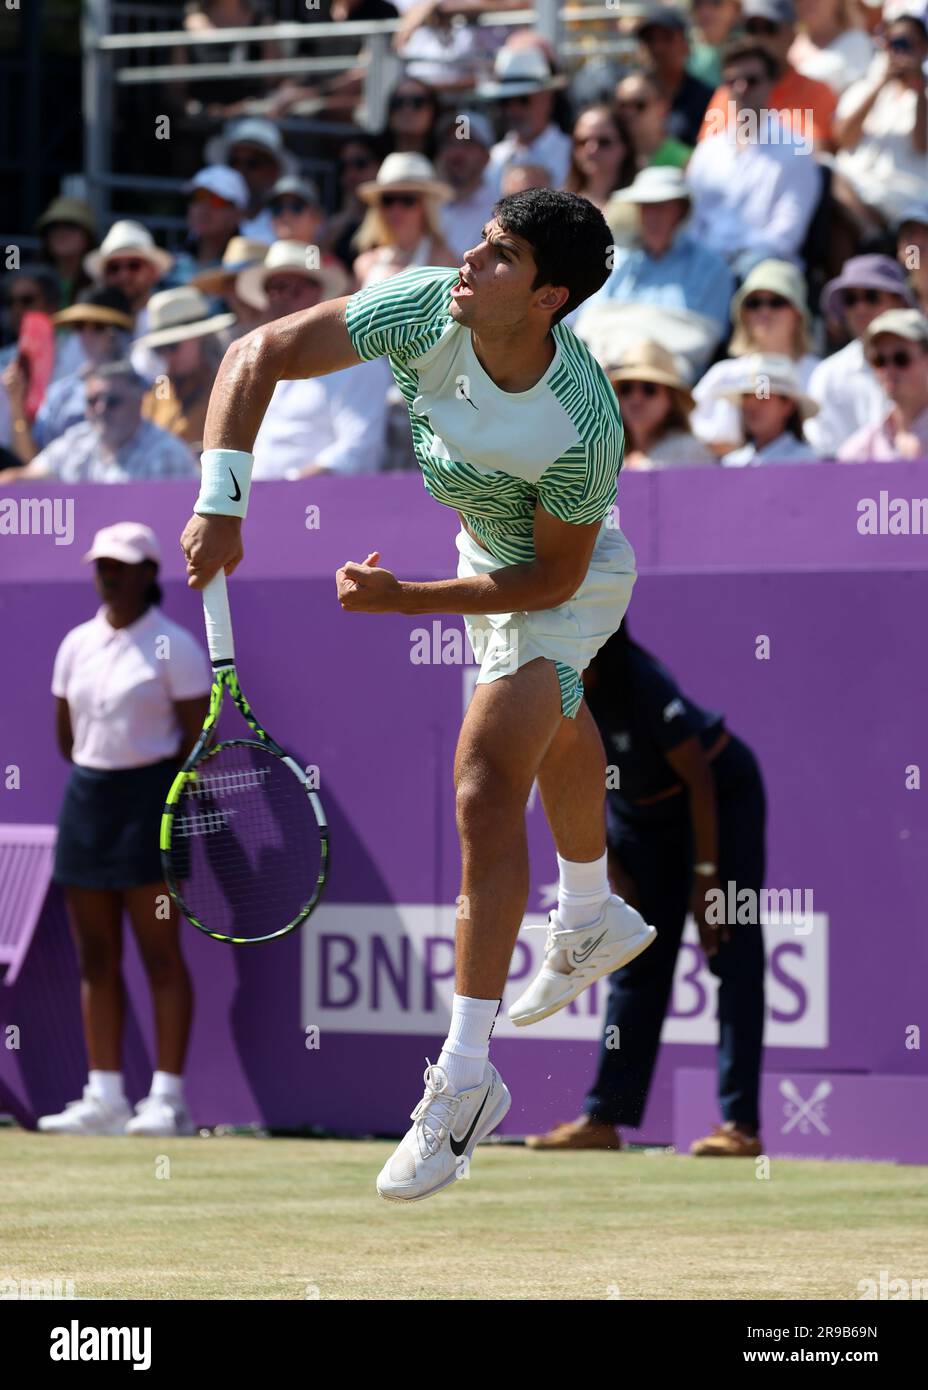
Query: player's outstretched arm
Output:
[[182, 296, 362, 589]]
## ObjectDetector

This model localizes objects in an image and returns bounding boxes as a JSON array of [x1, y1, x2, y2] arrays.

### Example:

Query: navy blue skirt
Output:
[[53, 757, 181, 891]]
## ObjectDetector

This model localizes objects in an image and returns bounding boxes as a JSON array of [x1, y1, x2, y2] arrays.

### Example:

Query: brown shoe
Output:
[[525, 1116, 622, 1151], [690, 1122, 762, 1157]]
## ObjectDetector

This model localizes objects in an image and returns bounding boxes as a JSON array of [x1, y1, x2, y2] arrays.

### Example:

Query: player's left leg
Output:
[[506, 697, 656, 1027], [377, 656, 566, 1202]]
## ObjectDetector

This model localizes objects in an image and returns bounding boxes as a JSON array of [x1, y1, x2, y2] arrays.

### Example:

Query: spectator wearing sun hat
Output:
[[35, 195, 98, 308], [3, 287, 135, 464], [204, 117, 298, 243], [167, 166, 250, 289], [606, 338, 717, 469], [838, 309, 928, 461], [476, 45, 573, 189], [137, 287, 236, 455], [188, 235, 269, 329], [351, 152, 458, 287], [692, 258, 819, 452], [84, 220, 175, 383], [235, 240, 391, 478], [36, 521, 211, 1139], [805, 254, 915, 457], [720, 353, 820, 464], [435, 109, 502, 263]]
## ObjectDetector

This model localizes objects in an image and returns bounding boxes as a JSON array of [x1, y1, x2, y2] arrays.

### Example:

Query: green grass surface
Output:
[[1, 1130, 923, 1300]]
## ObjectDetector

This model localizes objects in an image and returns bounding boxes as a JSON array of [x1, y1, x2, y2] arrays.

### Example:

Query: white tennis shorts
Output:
[[455, 520, 637, 719]]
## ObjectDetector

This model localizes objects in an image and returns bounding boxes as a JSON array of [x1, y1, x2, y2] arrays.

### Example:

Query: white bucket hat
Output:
[[475, 46, 567, 100], [134, 286, 236, 350], [83, 521, 161, 567], [204, 117, 297, 176], [357, 152, 453, 205], [612, 166, 692, 206], [235, 240, 351, 309], [722, 353, 820, 419], [84, 220, 174, 281]]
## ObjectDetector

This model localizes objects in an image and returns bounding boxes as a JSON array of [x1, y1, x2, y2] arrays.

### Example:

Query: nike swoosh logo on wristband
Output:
[[449, 1086, 490, 1156], [228, 469, 242, 502]]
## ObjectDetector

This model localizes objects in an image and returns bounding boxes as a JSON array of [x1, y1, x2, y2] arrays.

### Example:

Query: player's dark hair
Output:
[[720, 37, 779, 81], [491, 188, 615, 325]]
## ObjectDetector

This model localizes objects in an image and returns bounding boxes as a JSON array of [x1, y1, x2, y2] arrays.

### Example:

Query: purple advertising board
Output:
[[0, 463, 926, 1159]]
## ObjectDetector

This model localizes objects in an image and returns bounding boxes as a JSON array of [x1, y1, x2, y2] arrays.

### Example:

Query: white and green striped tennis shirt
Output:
[[343, 265, 624, 565]]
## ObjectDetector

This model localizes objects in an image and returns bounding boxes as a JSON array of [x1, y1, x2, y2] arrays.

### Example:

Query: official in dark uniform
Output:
[[527, 623, 767, 1156]]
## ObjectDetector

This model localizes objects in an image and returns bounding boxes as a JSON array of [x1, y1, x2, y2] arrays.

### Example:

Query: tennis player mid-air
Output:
[[181, 188, 655, 1202]]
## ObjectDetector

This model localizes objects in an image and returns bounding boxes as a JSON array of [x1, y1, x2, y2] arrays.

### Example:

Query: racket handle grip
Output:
[[202, 569, 235, 665]]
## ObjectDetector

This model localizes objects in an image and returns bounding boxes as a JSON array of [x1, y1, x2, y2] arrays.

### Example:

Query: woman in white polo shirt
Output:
[[38, 523, 211, 1138]]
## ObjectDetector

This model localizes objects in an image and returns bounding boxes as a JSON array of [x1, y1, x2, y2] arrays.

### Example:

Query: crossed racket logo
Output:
[[779, 1078, 832, 1136]]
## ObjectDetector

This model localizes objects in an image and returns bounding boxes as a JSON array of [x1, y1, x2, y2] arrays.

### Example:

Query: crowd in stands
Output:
[[3, 0, 928, 482]]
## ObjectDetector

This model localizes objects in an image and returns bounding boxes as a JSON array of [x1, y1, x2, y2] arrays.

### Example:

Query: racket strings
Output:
[[166, 743, 323, 941]]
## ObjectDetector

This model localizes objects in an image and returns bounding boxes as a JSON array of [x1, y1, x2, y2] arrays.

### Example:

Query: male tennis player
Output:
[[181, 188, 655, 1202]]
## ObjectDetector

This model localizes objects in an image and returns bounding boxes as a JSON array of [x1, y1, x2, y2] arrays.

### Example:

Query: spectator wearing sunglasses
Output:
[[686, 39, 822, 276], [0, 361, 196, 485], [137, 287, 235, 456], [700, 0, 838, 147], [633, 7, 715, 147], [615, 69, 692, 171], [721, 353, 821, 464], [688, 0, 744, 90], [263, 174, 349, 288], [607, 339, 716, 469], [351, 152, 458, 288], [476, 46, 574, 190], [2, 287, 134, 465], [789, 0, 875, 94], [838, 308, 928, 460], [692, 259, 819, 452], [806, 254, 914, 455], [565, 103, 637, 211], [833, 14, 928, 235], [324, 135, 390, 275], [203, 118, 298, 243], [83, 221, 174, 384], [385, 77, 442, 162], [168, 166, 249, 288]]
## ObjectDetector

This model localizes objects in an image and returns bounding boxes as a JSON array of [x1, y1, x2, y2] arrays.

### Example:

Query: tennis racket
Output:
[[160, 569, 328, 945]]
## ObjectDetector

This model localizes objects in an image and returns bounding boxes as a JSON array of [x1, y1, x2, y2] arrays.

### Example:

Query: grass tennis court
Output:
[[2, 1130, 923, 1300]]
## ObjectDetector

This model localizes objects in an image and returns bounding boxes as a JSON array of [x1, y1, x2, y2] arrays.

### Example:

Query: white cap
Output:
[[187, 165, 250, 210], [82, 522, 162, 567]]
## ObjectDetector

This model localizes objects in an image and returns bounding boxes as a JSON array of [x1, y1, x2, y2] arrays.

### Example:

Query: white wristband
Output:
[[195, 448, 254, 519]]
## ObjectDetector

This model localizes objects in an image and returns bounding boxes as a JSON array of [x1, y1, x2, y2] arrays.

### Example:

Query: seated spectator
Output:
[[686, 38, 822, 276], [578, 166, 734, 374], [476, 46, 573, 189], [896, 203, 928, 313], [721, 353, 821, 462], [233, 240, 390, 478], [833, 14, 928, 234], [0, 265, 84, 450], [3, 288, 133, 464], [170, 0, 280, 120], [323, 135, 389, 274], [499, 161, 553, 196], [384, 76, 443, 162], [204, 118, 297, 243], [805, 254, 913, 455], [692, 258, 819, 450], [137, 288, 235, 455], [189, 234, 269, 328], [393, 7, 481, 92], [83, 220, 174, 382], [263, 176, 349, 288], [688, 0, 744, 90], [789, 0, 875, 93], [634, 6, 715, 147], [615, 69, 691, 170], [351, 152, 458, 287], [838, 308, 928, 459], [564, 103, 637, 211], [607, 339, 718, 468], [701, 0, 838, 148], [0, 361, 197, 483], [435, 110, 501, 262], [168, 166, 249, 286], [35, 196, 97, 309]]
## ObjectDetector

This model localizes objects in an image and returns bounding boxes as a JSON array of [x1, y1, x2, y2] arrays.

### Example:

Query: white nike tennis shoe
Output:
[[376, 1059, 511, 1203], [508, 894, 656, 1027], [125, 1095, 196, 1137], [37, 1086, 131, 1135]]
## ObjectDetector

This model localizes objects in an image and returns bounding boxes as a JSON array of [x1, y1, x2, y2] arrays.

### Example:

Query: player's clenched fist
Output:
[[181, 513, 245, 589], [336, 551, 403, 612]]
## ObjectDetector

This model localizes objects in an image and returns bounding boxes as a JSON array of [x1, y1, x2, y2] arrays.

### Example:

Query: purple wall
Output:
[[1, 464, 926, 1156]]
